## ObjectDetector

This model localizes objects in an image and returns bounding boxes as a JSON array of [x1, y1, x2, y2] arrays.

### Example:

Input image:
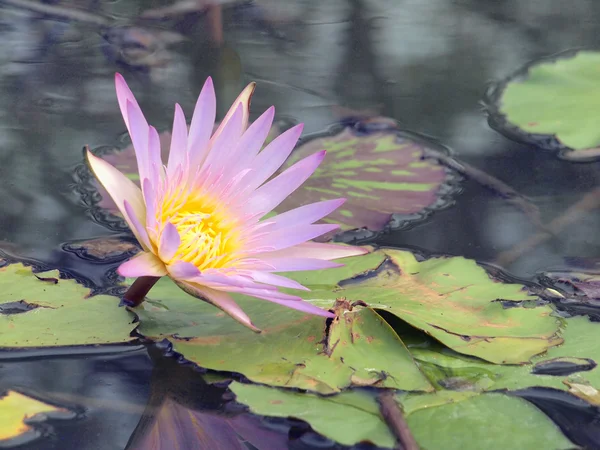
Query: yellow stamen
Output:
[[158, 193, 240, 270]]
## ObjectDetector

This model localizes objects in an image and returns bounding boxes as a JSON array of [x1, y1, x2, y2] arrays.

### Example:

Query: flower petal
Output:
[[118, 252, 167, 277], [167, 103, 188, 177], [115, 73, 146, 131], [246, 150, 326, 216], [124, 200, 152, 251], [188, 77, 216, 170], [126, 100, 150, 182], [258, 198, 346, 232], [211, 81, 255, 143], [245, 271, 309, 290], [260, 242, 369, 261], [248, 224, 339, 252], [175, 281, 259, 332], [231, 288, 334, 318], [158, 222, 181, 262], [225, 106, 275, 179], [167, 261, 201, 279], [244, 124, 304, 192], [250, 257, 343, 272], [86, 150, 148, 248]]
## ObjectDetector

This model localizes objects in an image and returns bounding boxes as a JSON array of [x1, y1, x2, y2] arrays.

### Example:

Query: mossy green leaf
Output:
[[231, 383, 574, 449], [134, 269, 432, 394], [0, 263, 136, 347], [230, 382, 396, 448], [499, 50, 600, 156]]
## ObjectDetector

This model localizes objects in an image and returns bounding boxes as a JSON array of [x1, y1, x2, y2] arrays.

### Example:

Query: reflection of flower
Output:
[[87, 74, 366, 330]]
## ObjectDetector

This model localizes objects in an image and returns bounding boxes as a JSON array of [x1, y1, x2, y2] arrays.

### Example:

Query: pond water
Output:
[[1, 0, 600, 449]]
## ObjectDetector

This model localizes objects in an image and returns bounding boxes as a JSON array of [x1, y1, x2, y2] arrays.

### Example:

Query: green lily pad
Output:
[[230, 382, 396, 448], [133, 255, 433, 394], [0, 391, 75, 447], [340, 249, 561, 364], [401, 392, 573, 450], [488, 50, 600, 160], [276, 124, 456, 238], [231, 383, 574, 450], [0, 264, 136, 347], [411, 315, 600, 401]]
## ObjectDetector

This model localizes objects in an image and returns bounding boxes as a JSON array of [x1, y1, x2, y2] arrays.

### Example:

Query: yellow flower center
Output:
[[158, 193, 240, 270]]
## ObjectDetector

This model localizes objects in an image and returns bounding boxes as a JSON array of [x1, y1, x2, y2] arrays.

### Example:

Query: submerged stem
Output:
[[122, 276, 160, 308]]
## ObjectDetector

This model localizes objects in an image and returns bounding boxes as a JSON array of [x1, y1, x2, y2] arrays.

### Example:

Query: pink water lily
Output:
[[87, 73, 367, 331]]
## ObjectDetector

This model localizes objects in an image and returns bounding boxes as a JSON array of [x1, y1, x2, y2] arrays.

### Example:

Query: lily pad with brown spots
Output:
[[132, 251, 434, 395], [275, 123, 456, 238]]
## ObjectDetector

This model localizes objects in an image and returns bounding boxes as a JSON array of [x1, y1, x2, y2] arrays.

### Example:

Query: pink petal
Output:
[[167, 261, 201, 279], [191, 272, 278, 291], [249, 224, 340, 252], [211, 82, 255, 144], [167, 103, 188, 176], [175, 281, 259, 331], [259, 198, 345, 231], [232, 288, 334, 318], [188, 77, 217, 170], [250, 257, 343, 272], [126, 100, 150, 182], [246, 271, 309, 290], [261, 242, 370, 261], [246, 150, 326, 216], [86, 150, 147, 249], [244, 124, 303, 192], [199, 104, 244, 180], [124, 200, 152, 251], [115, 73, 146, 131], [158, 222, 181, 262], [225, 106, 275, 178], [143, 177, 158, 234], [147, 125, 164, 187], [118, 252, 167, 277]]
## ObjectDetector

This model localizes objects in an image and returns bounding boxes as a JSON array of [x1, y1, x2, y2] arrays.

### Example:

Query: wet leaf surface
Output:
[[409, 315, 600, 406], [488, 50, 600, 160], [340, 249, 561, 364], [275, 125, 454, 236], [133, 252, 433, 394], [0, 264, 136, 348], [0, 391, 74, 446], [231, 383, 574, 450], [230, 382, 397, 448]]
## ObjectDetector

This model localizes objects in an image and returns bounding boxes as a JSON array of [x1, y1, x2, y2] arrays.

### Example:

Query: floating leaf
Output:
[[340, 249, 561, 363], [133, 254, 433, 394], [401, 392, 573, 450], [231, 383, 574, 450], [409, 315, 600, 405], [487, 50, 600, 160], [230, 382, 396, 448], [0, 391, 74, 446], [0, 264, 136, 347], [275, 126, 454, 237]]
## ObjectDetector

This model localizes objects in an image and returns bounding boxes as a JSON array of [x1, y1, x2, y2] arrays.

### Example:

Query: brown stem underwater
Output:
[[122, 276, 160, 308]]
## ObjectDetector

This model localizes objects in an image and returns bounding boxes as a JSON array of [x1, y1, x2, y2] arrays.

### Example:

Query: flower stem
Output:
[[122, 276, 160, 308]]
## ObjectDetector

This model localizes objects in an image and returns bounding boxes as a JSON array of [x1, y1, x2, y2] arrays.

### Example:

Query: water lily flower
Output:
[[87, 73, 367, 330]]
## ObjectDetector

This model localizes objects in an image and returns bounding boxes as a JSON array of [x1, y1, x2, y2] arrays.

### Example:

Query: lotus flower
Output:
[[87, 73, 367, 330]]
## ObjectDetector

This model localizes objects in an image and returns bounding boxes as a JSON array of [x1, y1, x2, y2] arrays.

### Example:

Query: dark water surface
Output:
[[2, 0, 600, 448]]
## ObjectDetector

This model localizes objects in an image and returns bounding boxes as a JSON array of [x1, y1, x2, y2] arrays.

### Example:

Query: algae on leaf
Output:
[[0, 264, 136, 347]]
